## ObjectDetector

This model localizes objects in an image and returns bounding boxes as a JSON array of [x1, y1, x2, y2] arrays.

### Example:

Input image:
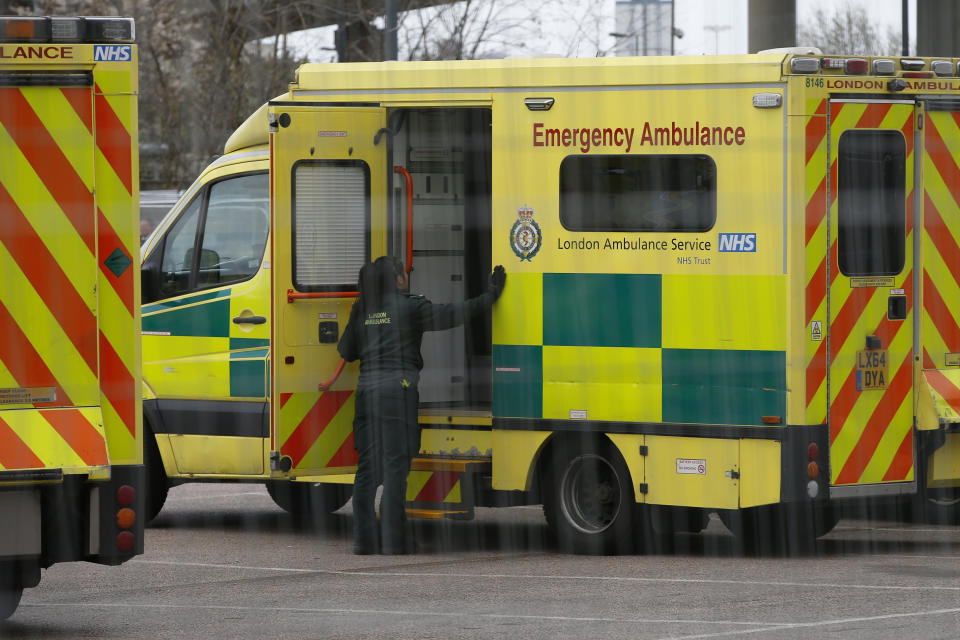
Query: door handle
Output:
[[232, 315, 266, 325]]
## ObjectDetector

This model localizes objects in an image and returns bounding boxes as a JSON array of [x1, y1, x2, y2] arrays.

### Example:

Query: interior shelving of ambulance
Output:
[[383, 108, 494, 417]]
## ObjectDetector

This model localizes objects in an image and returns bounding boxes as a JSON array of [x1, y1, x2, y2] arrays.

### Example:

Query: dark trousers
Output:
[[351, 379, 420, 554]]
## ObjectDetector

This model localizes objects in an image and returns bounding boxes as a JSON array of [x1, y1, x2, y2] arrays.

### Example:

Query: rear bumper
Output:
[[0, 464, 145, 572]]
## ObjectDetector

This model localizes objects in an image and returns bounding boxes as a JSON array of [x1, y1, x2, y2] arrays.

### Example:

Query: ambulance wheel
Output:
[[266, 481, 352, 520], [144, 429, 169, 523], [543, 439, 636, 555], [721, 504, 823, 555], [0, 568, 22, 620], [922, 489, 960, 525]]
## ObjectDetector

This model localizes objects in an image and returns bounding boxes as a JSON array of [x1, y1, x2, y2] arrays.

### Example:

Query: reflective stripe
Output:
[[278, 391, 357, 470], [824, 102, 916, 484]]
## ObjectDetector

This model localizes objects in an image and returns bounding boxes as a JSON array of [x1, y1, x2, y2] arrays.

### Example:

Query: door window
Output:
[[837, 130, 906, 276], [292, 161, 370, 291], [198, 174, 270, 288], [158, 196, 202, 299], [149, 172, 269, 303]]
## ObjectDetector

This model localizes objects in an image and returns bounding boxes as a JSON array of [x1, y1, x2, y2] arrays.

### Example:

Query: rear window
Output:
[[559, 154, 717, 232], [837, 130, 906, 277]]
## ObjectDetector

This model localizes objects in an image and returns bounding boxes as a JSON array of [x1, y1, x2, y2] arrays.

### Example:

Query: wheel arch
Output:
[[536, 431, 640, 502]]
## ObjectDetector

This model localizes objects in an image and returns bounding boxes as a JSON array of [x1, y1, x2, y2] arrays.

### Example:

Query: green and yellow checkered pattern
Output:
[[493, 272, 787, 426]]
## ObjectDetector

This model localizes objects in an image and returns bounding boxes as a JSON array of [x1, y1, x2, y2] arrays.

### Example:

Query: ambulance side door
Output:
[[142, 169, 271, 476], [269, 105, 387, 477]]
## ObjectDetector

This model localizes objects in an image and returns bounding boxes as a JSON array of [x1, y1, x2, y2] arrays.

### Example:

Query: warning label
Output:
[[676, 458, 706, 475], [0, 386, 56, 405]]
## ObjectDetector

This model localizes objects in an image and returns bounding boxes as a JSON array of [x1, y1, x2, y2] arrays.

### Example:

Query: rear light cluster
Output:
[[806, 442, 820, 498], [115, 484, 136, 552], [0, 16, 134, 43]]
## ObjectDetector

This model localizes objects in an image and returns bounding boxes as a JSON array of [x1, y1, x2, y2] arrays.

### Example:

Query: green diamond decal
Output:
[[104, 248, 132, 278]]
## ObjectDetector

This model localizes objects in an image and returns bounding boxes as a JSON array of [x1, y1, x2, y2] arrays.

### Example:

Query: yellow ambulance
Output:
[[141, 50, 960, 553], [0, 16, 143, 616]]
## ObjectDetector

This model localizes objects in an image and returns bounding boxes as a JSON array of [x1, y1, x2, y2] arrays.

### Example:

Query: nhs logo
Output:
[[718, 233, 757, 252], [94, 45, 131, 62]]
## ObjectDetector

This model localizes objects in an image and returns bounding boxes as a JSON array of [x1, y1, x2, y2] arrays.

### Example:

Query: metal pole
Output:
[[385, 0, 398, 61], [641, 3, 647, 55], [902, 0, 909, 56], [671, 0, 675, 55]]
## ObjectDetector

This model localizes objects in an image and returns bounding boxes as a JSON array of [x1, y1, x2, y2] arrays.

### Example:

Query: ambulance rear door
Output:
[[825, 99, 918, 494], [269, 104, 387, 478], [0, 71, 112, 476]]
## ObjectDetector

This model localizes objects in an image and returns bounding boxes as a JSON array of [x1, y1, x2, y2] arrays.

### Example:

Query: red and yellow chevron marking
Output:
[[0, 408, 108, 470], [804, 98, 829, 426], [93, 70, 140, 464], [821, 101, 916, 485], [0, 65, 140, 468], [922, 111, 960, 374], [277, 391, 358, 470], [921, 369, 960, 421], [406, 470, 462, 504]]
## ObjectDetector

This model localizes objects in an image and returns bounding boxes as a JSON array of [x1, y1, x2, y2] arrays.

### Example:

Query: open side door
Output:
[[269, 104, 388, 478]]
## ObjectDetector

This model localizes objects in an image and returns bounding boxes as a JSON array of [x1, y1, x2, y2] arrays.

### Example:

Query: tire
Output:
[[266, 481, 352, 520], [921, 488, 960, 525], [144, 428, 169, 523], [812, 505, 840, 537], [721, 504, 826, 556], [649, 506, 710, 535], [0, 568, 22, 621], [542, 439, 637, 555]]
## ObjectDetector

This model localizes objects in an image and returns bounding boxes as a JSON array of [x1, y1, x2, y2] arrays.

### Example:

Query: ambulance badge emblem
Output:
[[510, 205, 541, 261]]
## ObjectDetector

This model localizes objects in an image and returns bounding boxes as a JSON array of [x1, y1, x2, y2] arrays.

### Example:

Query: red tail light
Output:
[[116, 531, 135, 552], [116, 484, 135, 506]]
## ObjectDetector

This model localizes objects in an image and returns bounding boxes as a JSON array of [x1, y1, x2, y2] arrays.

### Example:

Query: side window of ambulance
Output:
[[837, 130, 906, 276], [146, 172, 268, 304], [559, 154, 716, 232], [158, 196, 202, 299], [197, 173, 269, 288]]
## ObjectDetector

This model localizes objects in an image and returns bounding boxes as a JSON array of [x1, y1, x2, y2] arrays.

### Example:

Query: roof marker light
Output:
[[0, 16, 133, 43], [50, 18, 81, 41], [1, 17, 45, 41], [873, 59, 895, 75], [821, 57, 845, 69], [901, 58, 925, 70], [845, 58, 868, 74], [931, 60, 953, 76], [790, 57, 819, 73], [903, 71, 933, 78], [85, 17, 135, 42]]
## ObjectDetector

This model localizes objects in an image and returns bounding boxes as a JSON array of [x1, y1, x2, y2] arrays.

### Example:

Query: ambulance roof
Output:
[[291, 54, 788, 93]]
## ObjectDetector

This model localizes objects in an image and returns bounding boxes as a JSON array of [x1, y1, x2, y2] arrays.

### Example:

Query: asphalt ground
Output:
[[2, 483, 959, 639]]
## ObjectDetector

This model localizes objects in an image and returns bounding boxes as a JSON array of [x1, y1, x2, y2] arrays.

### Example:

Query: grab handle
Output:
[[394, 165, 414, 273], [318, 358, 346, 392]]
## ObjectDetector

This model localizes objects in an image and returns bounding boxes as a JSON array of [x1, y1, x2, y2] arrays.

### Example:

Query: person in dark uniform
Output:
[[338, 256, 506, 555]]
